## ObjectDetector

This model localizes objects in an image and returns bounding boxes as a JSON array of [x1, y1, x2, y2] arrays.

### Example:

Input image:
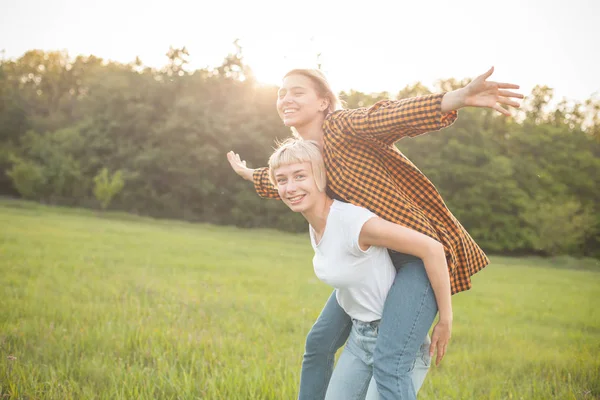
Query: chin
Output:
[[285, 202, 306, 213], [288, 205, 304, 213]]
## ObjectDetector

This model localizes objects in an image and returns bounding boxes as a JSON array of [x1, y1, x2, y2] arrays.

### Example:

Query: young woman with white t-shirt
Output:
[[268, 139, 450, 400]]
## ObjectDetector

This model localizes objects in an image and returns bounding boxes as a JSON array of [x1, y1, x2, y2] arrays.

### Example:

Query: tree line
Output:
[[1, 47, 599, 258]]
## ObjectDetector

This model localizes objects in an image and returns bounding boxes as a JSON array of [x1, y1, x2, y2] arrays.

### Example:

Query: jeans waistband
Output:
[[351, 318, 380, 336]]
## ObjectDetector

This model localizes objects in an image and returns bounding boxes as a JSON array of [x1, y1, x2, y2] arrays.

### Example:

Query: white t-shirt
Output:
[[309, 200, 396, 322]]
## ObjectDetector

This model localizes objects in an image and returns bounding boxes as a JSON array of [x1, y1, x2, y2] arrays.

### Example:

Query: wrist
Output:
[[441, 88, 466, 113], [438, 312, 453, 324], [246, 169, 256, 182]]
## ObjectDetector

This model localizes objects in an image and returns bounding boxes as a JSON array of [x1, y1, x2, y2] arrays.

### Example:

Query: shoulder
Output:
[[331, 201, 377, 226]]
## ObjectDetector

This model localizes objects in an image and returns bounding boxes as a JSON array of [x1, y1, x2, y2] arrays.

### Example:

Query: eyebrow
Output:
[[277, 86, 307, 95], [275, 168, 307, 177]]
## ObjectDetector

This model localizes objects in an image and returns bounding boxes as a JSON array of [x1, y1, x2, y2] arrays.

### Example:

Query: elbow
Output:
[[424, 239, 445, 260]]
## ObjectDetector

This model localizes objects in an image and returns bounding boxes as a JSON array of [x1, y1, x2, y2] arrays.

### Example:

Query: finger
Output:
[[480, 66, 494, 80], [429, 341, 436, 358], [498, 90, 524, 99], [489, 81, 520, 89], [494, 104, 511, 116], [498, 97, 521, 108], [436, 345, 446, 366]]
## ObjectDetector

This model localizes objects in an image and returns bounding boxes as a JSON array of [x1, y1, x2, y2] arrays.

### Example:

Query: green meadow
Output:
[[0, 199, 598, 400]]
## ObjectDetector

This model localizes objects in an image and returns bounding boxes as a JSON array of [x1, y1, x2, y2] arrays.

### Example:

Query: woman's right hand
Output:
[[429, 318, 452, 366], [226, 151, 255, 181]]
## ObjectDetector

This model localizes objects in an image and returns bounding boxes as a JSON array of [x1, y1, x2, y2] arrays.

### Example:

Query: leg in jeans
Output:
[[299, 290, 352, 400], [325, 320, 379, 400], [373, 252, 438, 400]]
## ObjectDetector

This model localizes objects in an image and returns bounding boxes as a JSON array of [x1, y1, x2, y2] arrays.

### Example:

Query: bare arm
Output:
[[359, 216, 452, 365]]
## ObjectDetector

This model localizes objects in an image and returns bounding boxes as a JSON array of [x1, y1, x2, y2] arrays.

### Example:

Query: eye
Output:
[[295, 174, 305, 180], [276, 178, 287, 185]]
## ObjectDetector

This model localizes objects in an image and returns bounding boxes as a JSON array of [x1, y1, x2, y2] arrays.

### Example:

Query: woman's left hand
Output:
[[429, 319, 452, 366]]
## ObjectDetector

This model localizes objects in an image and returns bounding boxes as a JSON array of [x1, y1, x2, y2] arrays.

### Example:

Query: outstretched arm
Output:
[[359, 217, 452, 366], [329, 67, 523, 146], [226, 151, 280, 199]]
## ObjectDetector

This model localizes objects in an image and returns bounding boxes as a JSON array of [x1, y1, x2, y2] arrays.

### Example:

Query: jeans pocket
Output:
[[408, 340, 432, 372], [420, 350, 432, 367]]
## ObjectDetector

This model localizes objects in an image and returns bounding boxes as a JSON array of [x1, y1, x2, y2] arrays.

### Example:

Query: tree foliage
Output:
[[1, 48, 598, 257], [93, 168, 125, 210]]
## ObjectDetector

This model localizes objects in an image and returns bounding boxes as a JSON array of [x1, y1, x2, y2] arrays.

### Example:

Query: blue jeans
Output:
[[298, 252, 438, 400], [324, 319, 430, 400]]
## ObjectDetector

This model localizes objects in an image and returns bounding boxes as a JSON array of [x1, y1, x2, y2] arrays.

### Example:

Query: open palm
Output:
[[463, 67, 524, 115]]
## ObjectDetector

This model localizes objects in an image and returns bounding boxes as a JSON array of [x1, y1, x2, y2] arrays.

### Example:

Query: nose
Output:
[[282, 92, 295, 104], [286, 180, 297, 193]]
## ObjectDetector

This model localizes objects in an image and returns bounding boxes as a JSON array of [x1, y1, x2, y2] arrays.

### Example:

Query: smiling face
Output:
[[274, 161, 325, 214], [276, 74, 329, 129]]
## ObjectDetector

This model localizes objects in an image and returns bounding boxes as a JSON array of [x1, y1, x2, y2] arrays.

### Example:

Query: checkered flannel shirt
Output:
[[253, 93, 489, 294]]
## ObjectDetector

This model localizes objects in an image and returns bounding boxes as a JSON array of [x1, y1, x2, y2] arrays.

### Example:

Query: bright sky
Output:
[[1, 0, 599, 104]]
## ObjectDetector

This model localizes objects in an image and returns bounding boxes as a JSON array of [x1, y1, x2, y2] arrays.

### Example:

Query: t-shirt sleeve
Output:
[[343, 204, 378, 256]]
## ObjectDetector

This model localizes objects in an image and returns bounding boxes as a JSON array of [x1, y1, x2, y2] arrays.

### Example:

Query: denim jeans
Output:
[[298, 252, 437, 400], [324, 319, 430, 400]]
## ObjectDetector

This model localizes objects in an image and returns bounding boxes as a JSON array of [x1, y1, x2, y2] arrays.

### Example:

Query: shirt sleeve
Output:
[[326, 93, 457, 146], [345, 205, 378, 256], [252, 167, 281, 199]]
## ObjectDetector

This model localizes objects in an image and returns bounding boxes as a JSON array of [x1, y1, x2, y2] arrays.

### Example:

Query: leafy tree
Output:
[[93, 168, 125, 210], [0, 48, 598, 257]]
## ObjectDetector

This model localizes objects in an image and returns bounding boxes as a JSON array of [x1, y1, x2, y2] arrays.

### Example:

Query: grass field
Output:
[[0, 199, 598, 399]]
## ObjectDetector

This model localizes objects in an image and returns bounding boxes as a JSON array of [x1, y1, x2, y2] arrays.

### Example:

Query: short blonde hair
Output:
[[268, 139, 327, 193]]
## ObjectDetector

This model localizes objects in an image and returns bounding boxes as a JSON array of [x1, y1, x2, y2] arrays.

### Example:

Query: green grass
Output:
[[0, 199, 598, 399]]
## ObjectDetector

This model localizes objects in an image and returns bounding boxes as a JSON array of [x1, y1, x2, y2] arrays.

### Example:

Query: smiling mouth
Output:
[[287, 194, 305, 204]]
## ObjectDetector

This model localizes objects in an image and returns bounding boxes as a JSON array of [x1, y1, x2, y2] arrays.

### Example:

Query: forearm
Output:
[[421, 244, 453, 321], [241, 168, 255, 181], [440, 88, 467, 113], [335, 94, 457, 145]]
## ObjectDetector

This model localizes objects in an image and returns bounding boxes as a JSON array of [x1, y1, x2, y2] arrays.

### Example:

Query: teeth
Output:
[[284, 109, 297, 114], [288, 195, 304, 202]]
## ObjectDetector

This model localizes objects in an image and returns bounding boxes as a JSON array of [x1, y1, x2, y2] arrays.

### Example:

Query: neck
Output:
[[294, 115, 326, 146], [302, 195, 334, 237]]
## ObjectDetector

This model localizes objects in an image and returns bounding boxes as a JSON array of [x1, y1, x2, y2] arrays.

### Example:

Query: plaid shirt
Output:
[[253, 94, 489, 294]]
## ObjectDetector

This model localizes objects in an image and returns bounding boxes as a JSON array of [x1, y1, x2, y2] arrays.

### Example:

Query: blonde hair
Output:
[[268, 139, 327, 193]]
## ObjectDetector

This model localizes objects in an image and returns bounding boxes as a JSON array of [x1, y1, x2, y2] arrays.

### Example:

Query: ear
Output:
[[320, 98, 330, 112]]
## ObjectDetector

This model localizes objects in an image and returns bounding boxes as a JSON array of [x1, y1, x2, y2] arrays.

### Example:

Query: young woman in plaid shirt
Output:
[[227, 68, 522, 399]]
